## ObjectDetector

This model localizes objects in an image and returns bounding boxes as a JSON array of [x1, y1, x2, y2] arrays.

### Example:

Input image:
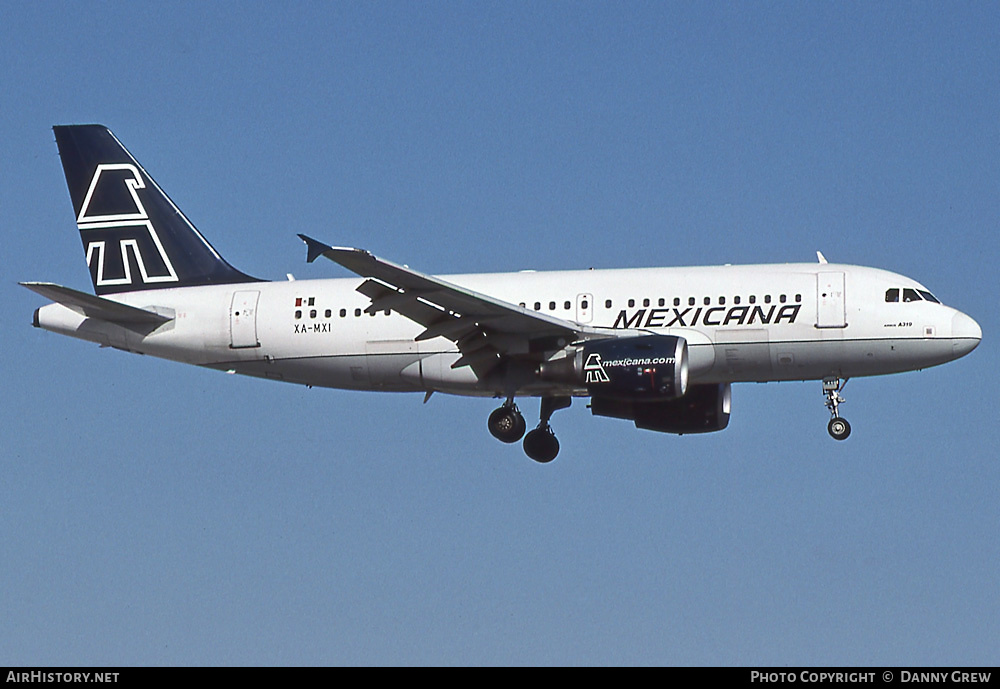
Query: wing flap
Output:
[[414, 316, 478, 342]]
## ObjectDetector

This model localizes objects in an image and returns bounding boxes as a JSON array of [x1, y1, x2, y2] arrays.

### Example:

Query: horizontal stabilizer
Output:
[[20, 282, 172, 324]]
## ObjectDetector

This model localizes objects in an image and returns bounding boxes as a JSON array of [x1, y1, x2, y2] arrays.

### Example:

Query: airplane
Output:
[[23, 125, 982, 463]]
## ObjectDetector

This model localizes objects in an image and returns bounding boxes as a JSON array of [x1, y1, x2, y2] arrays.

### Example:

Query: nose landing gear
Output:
[[823, 377, 851, 440]]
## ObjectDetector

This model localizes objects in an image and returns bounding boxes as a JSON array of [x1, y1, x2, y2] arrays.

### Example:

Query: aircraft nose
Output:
[[951, 311, 982, 359]]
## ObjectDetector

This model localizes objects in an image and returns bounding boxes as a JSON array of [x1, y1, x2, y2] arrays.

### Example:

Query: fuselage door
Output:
[[816, 272, 846, 328], [230, 290, 260, 348], [576, 293, 593, 324]]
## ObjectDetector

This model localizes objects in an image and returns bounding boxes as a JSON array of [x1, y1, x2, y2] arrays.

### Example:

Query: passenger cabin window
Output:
[[885, 288, 900, 302]]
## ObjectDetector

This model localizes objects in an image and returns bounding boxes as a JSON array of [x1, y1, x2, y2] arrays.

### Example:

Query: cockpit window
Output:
[[887, 286, 942, 305]]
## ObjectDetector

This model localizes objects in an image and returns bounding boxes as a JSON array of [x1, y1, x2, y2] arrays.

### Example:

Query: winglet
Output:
[[297, 236, 379, 273], [816, 251, 828, 264], [298, 234, 330, 263]]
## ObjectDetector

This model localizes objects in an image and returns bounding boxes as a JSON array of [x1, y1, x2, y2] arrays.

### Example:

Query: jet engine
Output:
[[538, 335, 688, 400], [590, 383, 731, 434]]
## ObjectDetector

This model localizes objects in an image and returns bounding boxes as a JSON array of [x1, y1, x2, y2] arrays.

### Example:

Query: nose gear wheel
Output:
[[822, 377, 851, 440]]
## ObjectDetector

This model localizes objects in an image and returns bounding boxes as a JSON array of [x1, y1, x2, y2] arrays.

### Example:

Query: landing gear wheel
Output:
[[822, 377, 851, 441], [828, 417, 851, 441], [523, 426, 560, 463], [488, 405, 526, 443]]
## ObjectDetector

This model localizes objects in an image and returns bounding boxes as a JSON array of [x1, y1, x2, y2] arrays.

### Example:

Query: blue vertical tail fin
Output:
[[53, 125, 259, 295]]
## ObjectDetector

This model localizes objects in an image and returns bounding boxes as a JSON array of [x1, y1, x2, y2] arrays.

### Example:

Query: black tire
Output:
[[523, 427, 559, 463], [828, 417, 851, 441], [488, 406, 526, 443]]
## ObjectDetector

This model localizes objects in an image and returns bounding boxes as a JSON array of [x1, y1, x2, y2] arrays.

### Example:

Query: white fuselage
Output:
[[34, 262, 981, 398]]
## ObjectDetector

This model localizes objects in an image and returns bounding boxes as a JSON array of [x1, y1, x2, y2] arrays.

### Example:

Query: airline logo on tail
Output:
[[77, 163, 179, 287]]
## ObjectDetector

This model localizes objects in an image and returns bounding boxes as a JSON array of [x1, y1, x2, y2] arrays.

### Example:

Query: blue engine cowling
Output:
[[590, 383, 732, 434], [538, 335, 688, 401]]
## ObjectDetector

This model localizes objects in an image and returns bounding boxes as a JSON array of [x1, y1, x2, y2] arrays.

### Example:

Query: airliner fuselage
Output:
[[35, 262, 979, 391]]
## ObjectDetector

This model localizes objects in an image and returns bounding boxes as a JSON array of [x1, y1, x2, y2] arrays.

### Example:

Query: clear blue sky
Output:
[[2, 1, 997, 665]]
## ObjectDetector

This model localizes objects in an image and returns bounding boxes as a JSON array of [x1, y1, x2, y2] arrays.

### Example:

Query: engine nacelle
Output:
[[539, 335, 688, 401], [590, 383, 731, 434]]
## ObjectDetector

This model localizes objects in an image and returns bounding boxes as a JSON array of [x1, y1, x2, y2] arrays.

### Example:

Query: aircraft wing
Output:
[[299, 235, 601, 371], [20, 282, 172, 324]]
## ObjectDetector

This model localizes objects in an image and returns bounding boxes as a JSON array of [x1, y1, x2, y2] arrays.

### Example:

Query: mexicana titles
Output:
[[612, 304, 801, 329]]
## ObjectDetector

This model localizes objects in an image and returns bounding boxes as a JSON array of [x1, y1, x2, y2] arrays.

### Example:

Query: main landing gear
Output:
[[488, 400, 526, 444], [823, 377, 851, 441], [488, 396, 570, 463]]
